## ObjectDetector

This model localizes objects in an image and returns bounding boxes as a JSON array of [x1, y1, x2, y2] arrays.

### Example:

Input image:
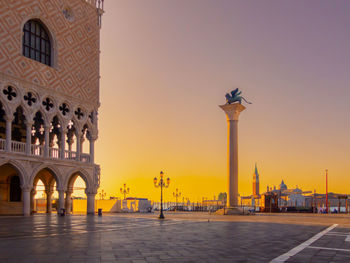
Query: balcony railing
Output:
[[49, 148, 60, 159], [31, 144, 43, 156], [11, 141, 26, 154], [65, 150, 77, 160], [0, 139, 91, 164]]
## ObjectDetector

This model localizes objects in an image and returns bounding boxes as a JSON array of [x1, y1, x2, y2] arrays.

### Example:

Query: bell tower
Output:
[[253, 163, 260, 196]]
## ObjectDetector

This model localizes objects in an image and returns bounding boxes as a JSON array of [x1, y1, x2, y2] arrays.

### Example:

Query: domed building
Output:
[[279, 180, 287, 191]]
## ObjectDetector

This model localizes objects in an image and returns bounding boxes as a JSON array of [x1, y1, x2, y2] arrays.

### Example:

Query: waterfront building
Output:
[[0, 0, 104, 215]]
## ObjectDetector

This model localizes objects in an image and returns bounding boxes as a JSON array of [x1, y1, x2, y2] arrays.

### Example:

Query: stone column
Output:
[[46, 190, 53, 213], [44, 124, 50, 158], [219, 103, 246, 207], [25, 121, 33, 155], [60, 128, 66, 160], [57, 189, 65, 213], [76, 132, 81, 161], [65, 190, 73, 214], [89, 138, 95, 164], [30, 189, 36, 214], [86, 190, 96, 215], [5, 115, 13, 152], [22, 186, 32, 216]]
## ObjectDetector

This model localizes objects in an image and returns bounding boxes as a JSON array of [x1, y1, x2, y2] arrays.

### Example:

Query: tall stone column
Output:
[[5, 115, 13, 152], [22, 186, 32, 216], [86, 190, 96, 215], [219, 103, 246, 207]]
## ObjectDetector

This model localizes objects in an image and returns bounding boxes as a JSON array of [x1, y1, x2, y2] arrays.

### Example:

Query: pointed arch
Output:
[[0, 159, 28, 186], [29, 165, 62, 189], [64, 168, 92, 191]]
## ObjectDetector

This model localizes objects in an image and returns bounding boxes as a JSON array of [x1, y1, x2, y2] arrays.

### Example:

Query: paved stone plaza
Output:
[[0, 213, 350, 262]]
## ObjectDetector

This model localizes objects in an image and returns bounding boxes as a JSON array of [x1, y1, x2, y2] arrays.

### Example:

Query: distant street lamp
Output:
[[173, 188, 181, 211], [120, 184, 130, 200], [154, 171, 170, 219]]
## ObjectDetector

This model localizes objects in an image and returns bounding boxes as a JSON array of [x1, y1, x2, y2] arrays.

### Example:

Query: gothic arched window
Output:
[[22, 20, 51, 66], [9, 176, 21, 202]]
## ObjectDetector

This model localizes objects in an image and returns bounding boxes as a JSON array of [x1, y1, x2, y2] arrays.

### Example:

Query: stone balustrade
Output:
[[0, 138, 91, 164]]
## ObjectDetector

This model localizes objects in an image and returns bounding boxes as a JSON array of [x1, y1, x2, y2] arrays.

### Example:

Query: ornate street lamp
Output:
[[173, 188, 181, 211], [154, 171, 170, 219], [120, 183, 130, 200]]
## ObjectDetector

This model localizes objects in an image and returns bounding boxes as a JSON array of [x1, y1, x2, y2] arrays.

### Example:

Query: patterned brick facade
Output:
[[0, 0, 100, 107]]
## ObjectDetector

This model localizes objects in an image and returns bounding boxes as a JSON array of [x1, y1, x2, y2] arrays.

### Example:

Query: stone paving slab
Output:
[[0, 214, 340, 263]]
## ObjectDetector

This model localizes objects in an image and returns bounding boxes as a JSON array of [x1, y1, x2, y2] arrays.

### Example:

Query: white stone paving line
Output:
[[308, 246, 350, 252], [345, 235, 350, 242], [269, 224, 338, 263]]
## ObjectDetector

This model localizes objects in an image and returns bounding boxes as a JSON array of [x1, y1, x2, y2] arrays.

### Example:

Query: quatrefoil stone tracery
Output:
[[3, 86, 17, 101], [59, 103, 69, 116], [42, 98, 54, 111], [75, 108, 84, 120], [24, 92, 36, 106]]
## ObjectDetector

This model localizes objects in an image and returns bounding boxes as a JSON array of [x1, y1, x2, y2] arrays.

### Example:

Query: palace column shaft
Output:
[[219, 103, 246, 208], [26, 121, 33, 155], [65, 191, 73, 214], [22, 188, 31, 216], [44, 125, 50, 158], [76, 132, 81, 161], [86, 193, 96, 214], [60, 129, 66, 160], [89, 139, 95, 164], [5, 116, 13, 152], [58, 190, 65, 212]]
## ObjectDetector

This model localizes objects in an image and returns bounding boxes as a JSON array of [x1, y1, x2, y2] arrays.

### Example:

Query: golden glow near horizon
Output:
[[91, 1, 350, 202]]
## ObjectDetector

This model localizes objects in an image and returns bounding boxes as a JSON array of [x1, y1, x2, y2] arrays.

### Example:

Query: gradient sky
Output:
[[93, 0, 350, 202]]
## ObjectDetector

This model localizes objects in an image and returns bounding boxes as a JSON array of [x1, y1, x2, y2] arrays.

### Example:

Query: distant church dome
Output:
[[279, 180, 287, 190]]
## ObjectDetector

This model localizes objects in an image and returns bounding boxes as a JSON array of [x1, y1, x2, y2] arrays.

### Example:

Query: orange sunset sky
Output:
[[91, 1, 350, 202]]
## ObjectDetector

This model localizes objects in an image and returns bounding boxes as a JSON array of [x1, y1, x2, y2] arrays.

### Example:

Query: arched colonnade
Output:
[[0, 160, 98, 215]]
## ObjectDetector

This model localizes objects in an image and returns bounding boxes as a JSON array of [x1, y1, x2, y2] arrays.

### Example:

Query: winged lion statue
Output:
[[225, 88, 252, 105]]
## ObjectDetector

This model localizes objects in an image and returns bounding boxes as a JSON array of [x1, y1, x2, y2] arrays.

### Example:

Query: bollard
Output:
[[60, 208, 65, 216], [98, 208, 102, 216]]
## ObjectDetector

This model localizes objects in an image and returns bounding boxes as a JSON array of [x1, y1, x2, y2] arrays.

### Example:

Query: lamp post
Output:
[[154, 171, 170, 219], [120, 183, 130, 200], [173, 188, 181, 211]]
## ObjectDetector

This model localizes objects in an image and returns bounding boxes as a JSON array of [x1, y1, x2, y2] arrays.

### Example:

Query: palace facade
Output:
[[0, 0, 103, 215]]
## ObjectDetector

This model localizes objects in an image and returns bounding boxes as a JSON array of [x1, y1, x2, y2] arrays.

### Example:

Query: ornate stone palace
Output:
[[0, 0, 104, 215]]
